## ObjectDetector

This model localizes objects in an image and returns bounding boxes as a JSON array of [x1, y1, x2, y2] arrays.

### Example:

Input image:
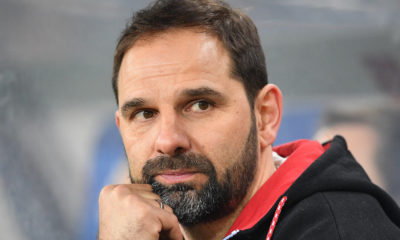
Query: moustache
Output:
[[141, 152, 216, 184]]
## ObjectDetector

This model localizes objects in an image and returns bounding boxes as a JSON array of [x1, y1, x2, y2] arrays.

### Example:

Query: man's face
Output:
[[116, 29, 258, 224]]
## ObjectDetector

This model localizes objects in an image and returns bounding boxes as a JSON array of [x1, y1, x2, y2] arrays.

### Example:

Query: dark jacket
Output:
[[224, 136, 400, 240]]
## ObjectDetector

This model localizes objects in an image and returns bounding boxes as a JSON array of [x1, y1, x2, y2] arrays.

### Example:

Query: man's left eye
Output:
[[190, 100, 212, 112]]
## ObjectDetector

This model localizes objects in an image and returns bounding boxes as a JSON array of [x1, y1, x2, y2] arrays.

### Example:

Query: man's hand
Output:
[[98, 184, 183, 240]]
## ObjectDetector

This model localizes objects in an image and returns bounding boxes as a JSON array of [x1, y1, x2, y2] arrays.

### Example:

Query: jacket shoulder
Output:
[[273, 191, 400, 240], [321, 191, 400, 239]]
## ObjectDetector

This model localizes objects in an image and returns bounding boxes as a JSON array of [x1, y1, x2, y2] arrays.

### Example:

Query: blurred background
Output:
[[0, 0, 399, 239]]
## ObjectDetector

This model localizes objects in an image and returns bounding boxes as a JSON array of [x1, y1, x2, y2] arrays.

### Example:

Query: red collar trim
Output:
[[224, 139, 325, 236]]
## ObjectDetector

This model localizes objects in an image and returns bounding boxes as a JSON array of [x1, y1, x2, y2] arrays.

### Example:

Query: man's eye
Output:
[[190, 100, 213, 112], [132, 110, 155, 120]]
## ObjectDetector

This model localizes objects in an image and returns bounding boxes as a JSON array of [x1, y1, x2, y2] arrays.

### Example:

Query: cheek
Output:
[[119, 122, 152, 179], [196, 112, 252, 174]]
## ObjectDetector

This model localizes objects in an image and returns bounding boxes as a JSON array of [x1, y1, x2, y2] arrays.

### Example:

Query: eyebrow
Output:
[[120, 98, 145, 118], [181, 87, 223, 98]]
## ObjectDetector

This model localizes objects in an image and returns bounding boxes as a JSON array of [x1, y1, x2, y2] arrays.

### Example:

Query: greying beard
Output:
[[131, 120, 258, 226]]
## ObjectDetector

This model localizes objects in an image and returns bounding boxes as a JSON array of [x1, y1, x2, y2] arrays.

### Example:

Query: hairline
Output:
[[114, 26, 254, 108]]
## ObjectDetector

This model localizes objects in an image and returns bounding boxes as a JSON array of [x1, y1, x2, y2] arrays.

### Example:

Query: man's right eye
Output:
[[132, 110, 156, 121]]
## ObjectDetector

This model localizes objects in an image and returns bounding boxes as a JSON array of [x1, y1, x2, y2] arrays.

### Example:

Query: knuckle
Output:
[[124, 192, 141, 205], [165, 205, 174, 214], [170, 214, 179, 225], [112, 185, 128, 196], [99, 185, 114, 196], [99, 185, 133, 204], [131, 199, 157, 220], [137, 200, 153, 213], [108, 184, 133, 199], [133, 207, 151, 222], [99, 185, 116, 203]]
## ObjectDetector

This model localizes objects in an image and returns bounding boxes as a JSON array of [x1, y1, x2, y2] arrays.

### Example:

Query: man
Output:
[[98, 0, 400, 239]]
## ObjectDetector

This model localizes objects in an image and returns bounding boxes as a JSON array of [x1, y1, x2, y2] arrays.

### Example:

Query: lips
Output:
[[154, 169, 199, 184]]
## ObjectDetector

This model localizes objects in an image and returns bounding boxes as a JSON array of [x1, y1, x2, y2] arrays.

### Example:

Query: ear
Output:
[[115, 110, 121, 129], [254, 84, 282, 149]]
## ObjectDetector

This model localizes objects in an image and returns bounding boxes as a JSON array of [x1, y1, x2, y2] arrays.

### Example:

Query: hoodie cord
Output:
[[266, 196, 287, 240]]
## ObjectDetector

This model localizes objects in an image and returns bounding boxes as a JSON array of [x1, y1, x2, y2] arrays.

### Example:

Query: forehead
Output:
[[126, 28, 229, 69], [117, 29, 239, 101]]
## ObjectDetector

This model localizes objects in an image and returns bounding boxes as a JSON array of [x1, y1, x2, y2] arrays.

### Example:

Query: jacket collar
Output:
[[224, 139, 325, 237]]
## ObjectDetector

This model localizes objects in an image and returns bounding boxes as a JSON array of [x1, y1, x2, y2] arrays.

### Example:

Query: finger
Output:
[[154, 199, 165, 210], [100, 184, 153, 197], [148, 198, 176, 215], [160, 202, 174, 214], [120, 184, 161, 200], [157, 208, 183, 240], [122, 183, 153, 192], [138, 190, 162, 200]]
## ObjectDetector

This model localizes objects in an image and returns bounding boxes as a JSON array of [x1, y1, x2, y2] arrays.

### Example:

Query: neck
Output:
[[181, 147, 275, 240]]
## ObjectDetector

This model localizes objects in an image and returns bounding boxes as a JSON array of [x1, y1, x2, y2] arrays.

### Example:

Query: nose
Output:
[[154, 114, 190, 156]]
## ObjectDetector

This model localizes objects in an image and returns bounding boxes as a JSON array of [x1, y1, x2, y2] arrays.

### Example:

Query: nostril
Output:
[[157, 149, 165, 154], [174, 147, 185, 155]]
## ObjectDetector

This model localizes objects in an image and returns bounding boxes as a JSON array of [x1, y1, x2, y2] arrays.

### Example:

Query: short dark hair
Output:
[[112, 0, 268, 106]]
